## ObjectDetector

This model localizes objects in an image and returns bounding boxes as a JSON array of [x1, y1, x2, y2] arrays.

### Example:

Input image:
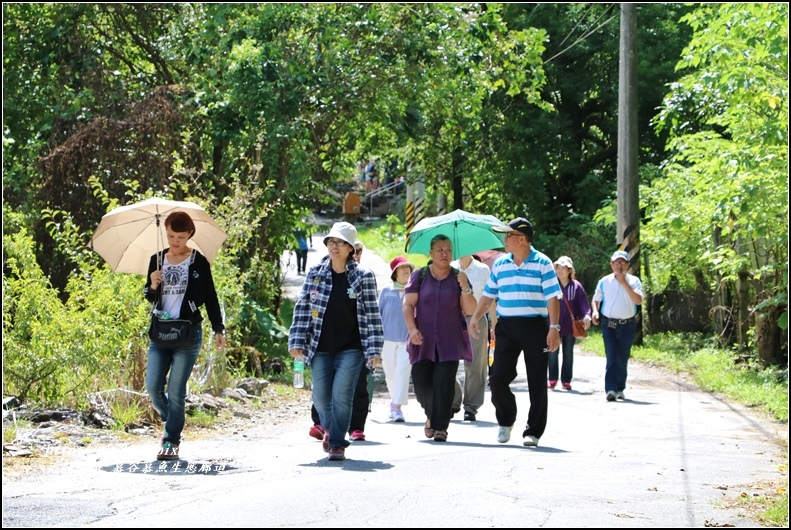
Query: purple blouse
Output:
[[559, 279, 591, 336], [404, 267, 473, 364]]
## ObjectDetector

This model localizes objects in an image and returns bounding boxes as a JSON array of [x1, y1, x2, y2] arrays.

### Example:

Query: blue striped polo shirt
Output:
[[482, 249, 562, 318]]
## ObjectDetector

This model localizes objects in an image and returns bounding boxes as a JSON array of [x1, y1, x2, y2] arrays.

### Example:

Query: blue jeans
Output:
[[311, 348, 364, 449], [548, 334, 577, 383], [602, 319, 637, 393], [145, 324, 202, 445]]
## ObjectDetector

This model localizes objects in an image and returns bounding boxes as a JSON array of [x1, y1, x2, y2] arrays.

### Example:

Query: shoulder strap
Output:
[[563, 294, 577, 320], [418, 266, 429, 287], [417, 264, 458, 289]]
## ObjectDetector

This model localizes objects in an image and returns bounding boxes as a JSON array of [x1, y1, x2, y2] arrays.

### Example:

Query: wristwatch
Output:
[[549, 324, 561, 331]]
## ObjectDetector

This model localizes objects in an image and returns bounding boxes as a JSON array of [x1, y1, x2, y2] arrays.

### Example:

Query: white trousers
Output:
[[381, 340, 410, 405]]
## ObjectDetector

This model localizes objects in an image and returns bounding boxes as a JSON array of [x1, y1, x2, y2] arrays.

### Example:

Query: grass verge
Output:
[[357, 219, 429, 267]]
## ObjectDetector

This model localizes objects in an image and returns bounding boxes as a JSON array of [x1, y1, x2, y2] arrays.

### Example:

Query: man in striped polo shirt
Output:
[[469, 217, 561, 447]]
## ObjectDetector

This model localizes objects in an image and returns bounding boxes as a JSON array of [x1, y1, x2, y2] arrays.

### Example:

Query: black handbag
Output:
[[149, 312, 195, 348], [149, 277, 194, 348]]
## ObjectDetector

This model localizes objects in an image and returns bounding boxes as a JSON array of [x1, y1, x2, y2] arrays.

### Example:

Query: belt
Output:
[[602, 316, 636, 325]]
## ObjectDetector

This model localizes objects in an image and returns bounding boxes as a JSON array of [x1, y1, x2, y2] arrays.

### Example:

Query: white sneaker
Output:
[[606, 391, 617, 402], [523, 435, 539, 447], [392, 407, 405, 423], [497, 425, 512, 443], [616, 391, 625, 400]]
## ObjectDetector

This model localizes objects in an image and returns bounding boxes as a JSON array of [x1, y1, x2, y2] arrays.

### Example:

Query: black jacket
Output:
[[144, 249, 225, 335]]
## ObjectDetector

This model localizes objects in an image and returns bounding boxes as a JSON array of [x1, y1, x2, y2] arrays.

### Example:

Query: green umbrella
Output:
[[406, 209, 507, 260]]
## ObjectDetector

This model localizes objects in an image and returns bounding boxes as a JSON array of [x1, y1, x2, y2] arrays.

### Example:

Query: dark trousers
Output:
[[411, 359, 459, 432], [296, 249, 308, 273], [311, 363, 370, 434], [489, 317, 549, 439]]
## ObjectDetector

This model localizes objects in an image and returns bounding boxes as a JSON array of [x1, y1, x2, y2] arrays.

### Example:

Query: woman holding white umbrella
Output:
[[144, 211, 226, 461]]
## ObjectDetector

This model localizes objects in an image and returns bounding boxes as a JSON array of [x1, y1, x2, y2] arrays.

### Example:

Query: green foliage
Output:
[[109, 399, 147, 433], [3, 1, 787, 410], [648, 3, 788, 347], [237, 300, 289, 359], [536, 220, 616, 293], [757, 490, 788, 527], [186, 408, 217, 429], [3, 211, 151, 405], [3, 423, 20, 445], [492, 3, 694, 232]]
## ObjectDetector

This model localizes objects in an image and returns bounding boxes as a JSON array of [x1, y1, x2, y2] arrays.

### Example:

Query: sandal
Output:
[[424, 420, 435, 439], [433, 430, 448, 442]]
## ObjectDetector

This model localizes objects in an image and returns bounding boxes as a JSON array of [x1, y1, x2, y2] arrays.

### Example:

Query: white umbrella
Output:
[[90, 197, 227, 275]]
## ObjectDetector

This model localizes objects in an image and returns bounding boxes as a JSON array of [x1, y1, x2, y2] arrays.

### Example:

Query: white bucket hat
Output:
[[554, 255, 575, 274], [323, 222, 358, 248]]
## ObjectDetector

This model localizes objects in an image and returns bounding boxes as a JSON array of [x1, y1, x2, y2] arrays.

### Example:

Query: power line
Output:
[[555, 3, 596, 51], [544, 4, 619, 65]]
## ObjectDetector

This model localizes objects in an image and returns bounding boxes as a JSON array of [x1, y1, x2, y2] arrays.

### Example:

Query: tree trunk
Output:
[[754, 307, 780, 367], [452, 146, 464, 210], [643, 250, 652, 334], [712, 227, 726, 338], [736, 271, 751, 351]]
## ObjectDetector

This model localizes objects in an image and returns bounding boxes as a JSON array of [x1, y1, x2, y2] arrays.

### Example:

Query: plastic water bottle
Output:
[[293, 356, 305, 389]]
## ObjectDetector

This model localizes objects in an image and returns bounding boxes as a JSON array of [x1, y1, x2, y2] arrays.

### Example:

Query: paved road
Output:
[[2, 232, 787, 527]]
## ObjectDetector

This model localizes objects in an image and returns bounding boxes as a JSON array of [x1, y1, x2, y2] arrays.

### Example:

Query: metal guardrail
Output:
[[362, 180, 405, 218], [361, 179, 403, 201]]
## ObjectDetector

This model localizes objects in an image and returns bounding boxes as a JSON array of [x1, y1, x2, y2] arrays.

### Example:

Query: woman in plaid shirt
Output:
[[288, 222, 383, 461]]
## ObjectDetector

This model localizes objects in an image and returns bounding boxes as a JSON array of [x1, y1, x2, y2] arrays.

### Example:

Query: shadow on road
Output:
[[300, 460, 395, 472]]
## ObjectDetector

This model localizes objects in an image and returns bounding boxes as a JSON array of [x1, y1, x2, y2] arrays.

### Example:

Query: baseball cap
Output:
[[492, 217, 534, 239], [610, 250, 630, 262]]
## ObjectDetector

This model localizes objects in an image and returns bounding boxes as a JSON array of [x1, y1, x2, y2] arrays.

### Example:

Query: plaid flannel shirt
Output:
[[288, 256, 384, 366]]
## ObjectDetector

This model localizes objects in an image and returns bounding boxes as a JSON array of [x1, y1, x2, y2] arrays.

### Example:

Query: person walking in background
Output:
[[591, 250, 643, 402], [469, 217, 561, 448], [379, 256, 416, 423], [289, 222, 383, 461], [547, 256, 591, 391], [294, 228, 309, 275], [144, 211, 226, 461], [353, 240, 365, 262], [403, 235, 477, 442], [450, 254, 493, 422], [308, 239, 372, 442]]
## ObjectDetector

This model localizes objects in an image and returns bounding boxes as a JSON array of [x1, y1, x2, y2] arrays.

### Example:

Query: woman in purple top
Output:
[[403, 235, 477, 442], [547, 256, 592, 390]]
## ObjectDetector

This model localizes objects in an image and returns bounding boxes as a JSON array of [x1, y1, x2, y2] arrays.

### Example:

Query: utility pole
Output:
[[617, 3, 641, 343]]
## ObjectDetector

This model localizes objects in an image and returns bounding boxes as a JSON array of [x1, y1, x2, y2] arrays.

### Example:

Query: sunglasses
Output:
[[355, 249, 363, 255]]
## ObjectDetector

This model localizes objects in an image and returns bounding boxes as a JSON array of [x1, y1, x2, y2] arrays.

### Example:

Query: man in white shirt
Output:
[[591, 250, 644, 402], [451, 254, 495, 421]]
